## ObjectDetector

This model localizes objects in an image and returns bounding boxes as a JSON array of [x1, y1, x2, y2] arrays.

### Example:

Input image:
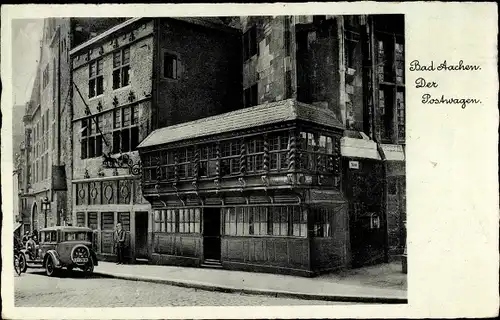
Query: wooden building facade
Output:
[[138, 99, 349, 276]]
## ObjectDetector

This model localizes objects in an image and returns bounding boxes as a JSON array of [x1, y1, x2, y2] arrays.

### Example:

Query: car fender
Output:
[[43, 250, 62, 268]]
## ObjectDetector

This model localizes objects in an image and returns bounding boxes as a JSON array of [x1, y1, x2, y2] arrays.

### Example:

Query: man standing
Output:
[[114, 223, 126, 265]]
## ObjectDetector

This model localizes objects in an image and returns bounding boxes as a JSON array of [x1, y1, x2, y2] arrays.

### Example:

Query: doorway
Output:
[[203, 208, 221, 261], [135, 211, 149, 260]]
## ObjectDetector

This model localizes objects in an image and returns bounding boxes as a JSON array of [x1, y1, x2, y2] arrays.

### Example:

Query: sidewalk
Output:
[[94, 261, 407, 304]]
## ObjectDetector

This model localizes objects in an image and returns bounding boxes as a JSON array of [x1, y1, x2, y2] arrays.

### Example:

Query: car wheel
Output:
[[84, 258, 94, 276], [18, 254, 27, 273], [45, 257, 57, 277]]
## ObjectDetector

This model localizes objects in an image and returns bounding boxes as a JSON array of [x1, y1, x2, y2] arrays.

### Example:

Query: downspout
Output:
[[337, 16, 346, 128], [369, 16, 390, 262], [56, 26, 62, 226]]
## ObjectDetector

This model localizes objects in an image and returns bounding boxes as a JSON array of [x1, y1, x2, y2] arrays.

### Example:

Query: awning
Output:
[[14, 223, 22, 232], [341, 136, 381, 160], [380, 144, 405, 161]]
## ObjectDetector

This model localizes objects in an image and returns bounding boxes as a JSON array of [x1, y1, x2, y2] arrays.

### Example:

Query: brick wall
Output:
[[155, 18, 242, 127]]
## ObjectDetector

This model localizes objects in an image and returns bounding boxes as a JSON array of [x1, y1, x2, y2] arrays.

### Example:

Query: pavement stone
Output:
[[93, 261, 407, 303], [15, 271, 356, 307]]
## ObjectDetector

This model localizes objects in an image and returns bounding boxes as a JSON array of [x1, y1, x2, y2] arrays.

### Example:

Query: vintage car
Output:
[[19, 226, 98, 276]]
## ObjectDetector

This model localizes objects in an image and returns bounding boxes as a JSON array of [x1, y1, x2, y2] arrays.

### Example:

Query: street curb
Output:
[[94, 271, 408, 304]]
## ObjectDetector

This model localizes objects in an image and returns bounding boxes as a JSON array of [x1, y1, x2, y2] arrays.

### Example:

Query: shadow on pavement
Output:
[[28, 270, 103, 279]]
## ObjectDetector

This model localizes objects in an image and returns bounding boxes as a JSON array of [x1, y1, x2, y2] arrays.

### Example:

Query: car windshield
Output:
[[64, 232, 92, 241]]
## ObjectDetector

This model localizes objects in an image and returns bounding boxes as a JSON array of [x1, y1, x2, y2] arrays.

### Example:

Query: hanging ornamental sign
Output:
[[102, 153, 142, 176]]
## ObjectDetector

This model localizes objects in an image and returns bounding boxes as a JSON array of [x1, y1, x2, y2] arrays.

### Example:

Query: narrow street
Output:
[[14, 270, 356, 307]]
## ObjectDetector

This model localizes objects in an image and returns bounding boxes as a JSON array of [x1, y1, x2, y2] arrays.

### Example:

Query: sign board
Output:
[[381, 144, 405, 161], [349, 160, 360, 169]]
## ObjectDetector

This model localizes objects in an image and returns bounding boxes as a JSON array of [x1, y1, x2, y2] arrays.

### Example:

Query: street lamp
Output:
[[41, 197, 50, 228]]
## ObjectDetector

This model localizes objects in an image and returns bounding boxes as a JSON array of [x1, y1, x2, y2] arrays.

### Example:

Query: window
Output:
[[299, 131, 336, 172], [199, 144, 217, 177], [153, 210, 164, 232], [220, 140, 240, 176], [311, 207, 333, 237], [269, 133, 289, 171], [244, 84, 258, 108], [112, 106, 139, 153], [243, 26, 258, 61], [166, 209, 176, 233], [80, 117, 103, 159], [113, 47, 130, 89], [270, 206, 289, 236], [344, 29, 360, 69], [89, 59, 103, 98], [222, 206, 305, 237], [246, 138, 264, 173], [163, 52, 179, 79], [42, 64, 49, 90], [153, 208, 200, 234]]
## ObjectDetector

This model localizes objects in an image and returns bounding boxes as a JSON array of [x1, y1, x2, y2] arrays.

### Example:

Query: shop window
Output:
[[178, 208, 199, 233], [153, 208, 200, 234], [113, 47, 130, 89], [269, 206, 289, 236], [166, 209, 176, 233], [89, 59, 104, 98], [222, 206, 305, 237], [291, 207, 308, 237], [153, 210, 163, 232], [243, 26, 258, 61], [311, 208, 333, 237]]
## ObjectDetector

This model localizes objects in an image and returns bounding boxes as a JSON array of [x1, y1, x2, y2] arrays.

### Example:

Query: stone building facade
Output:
[[69, 17, 241, 262], [137, 14, 406, 275], [19, 18, 128, 238]]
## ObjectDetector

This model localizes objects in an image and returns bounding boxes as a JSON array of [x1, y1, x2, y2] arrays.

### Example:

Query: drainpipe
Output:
[[56, 25, 62, 226]]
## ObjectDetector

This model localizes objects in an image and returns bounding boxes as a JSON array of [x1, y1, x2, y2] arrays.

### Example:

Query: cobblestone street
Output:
[[15, 270, 354, 307]]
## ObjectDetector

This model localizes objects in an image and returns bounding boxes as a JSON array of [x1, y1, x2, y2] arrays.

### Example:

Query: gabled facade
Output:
[[19, 18, 127, 239], [69, 17, 242, 262]]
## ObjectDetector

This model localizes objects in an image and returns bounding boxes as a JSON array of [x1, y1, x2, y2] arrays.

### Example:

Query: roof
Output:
[[39, 226, 93, 232], [138, 99, 344, 149]]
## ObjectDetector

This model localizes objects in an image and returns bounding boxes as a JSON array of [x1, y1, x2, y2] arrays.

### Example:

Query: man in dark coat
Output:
[[114, 223, 126, 264]]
